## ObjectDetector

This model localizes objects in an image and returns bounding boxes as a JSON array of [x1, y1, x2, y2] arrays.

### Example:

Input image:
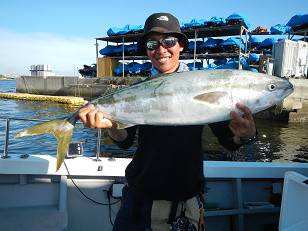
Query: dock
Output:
[[0, 92, 85, 106]]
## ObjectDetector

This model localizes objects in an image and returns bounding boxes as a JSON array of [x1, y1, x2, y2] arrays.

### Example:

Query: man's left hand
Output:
[[229, 103, 257, 145]]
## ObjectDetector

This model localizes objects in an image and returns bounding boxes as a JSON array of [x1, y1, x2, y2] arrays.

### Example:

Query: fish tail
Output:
[[15, 118, 75, 171]]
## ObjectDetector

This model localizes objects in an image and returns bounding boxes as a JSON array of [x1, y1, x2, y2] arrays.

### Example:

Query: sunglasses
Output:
[[146, 37, 179, 50]]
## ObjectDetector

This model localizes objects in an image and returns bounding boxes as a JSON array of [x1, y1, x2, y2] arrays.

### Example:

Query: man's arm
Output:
[[209, 103, 257, 150]]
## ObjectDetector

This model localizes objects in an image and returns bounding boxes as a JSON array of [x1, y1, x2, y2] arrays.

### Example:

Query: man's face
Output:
[[145, 33, 184, 74]]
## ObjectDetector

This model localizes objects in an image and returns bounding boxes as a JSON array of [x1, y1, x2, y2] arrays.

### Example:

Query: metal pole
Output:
[[122, 37, 125, 78], [95, 39, 99, 59], [94, 128, 102, 162], [95, 39, 99, 78], [239, 26, 243, 70], [244, 27, 248, 54], [193, 30, 197, 70], [2, 119, 10, 159]]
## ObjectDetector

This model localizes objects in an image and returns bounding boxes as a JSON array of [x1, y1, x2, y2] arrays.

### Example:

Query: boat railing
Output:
[[0, 117, 52, 159]]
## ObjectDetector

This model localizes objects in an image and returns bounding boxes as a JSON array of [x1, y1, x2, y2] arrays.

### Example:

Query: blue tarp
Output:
[[125, 44, 138, 55], [258, 38, 277, 49], [204, 57, 250, 70], [213, 58, 227, 66], [225, 13, 251, 29], [107, 24, 143, 36], [204, 17, 225, 27], [188, 41, 204, 53], [286, 14, 308, 27], [215, 61, 239, 69], [187, 62, 203, 70], [114, 62, 151, 76], [140, 62, 152, 73], [249, 36, 262, 46], [221, 37, 245, 51], [100, 44, 138, 56], [128, 62, 143, 74], [179, 21, 186, 29], [204, 63, 217, 70], [113, 64, 129, 76], [99, 45, 114, 56], [270, 24, 292, 35], [99, 45, 123, 56], [199, 38, 224, 49], [183, 18, 206, 29], [248, 53, 260, 63]]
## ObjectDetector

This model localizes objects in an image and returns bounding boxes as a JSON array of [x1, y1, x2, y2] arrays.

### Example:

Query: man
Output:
[[79, 12, 257, 231]]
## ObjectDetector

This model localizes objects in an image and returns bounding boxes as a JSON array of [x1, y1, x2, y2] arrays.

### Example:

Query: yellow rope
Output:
[[0, 92, 85, 106]]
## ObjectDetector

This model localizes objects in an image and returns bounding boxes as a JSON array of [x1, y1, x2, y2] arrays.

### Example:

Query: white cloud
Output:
[[0, 28, 96, 76]]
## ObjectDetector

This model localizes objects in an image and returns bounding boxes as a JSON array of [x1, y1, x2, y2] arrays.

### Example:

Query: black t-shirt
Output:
[[113, 121, 240, 201]]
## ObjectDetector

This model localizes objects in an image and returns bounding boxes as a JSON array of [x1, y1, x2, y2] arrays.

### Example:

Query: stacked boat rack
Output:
[[95, 13, 308, 78]]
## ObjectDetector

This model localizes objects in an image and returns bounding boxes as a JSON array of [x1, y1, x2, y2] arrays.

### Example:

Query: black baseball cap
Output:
[[138, 13, 189, 54]]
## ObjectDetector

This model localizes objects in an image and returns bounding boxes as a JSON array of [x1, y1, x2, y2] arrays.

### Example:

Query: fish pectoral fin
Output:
[[115, 121, 135, 129], [193, 91, 228, 104]]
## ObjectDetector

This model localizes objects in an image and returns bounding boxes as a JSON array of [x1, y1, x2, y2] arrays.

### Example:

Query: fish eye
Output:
[[268, 84, 277, 91]]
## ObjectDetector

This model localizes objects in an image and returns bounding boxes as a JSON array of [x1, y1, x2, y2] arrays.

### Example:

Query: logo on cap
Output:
[[157, 16, 169, 21]]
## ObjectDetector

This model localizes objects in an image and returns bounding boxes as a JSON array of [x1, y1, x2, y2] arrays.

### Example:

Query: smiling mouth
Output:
[[156, 56, 170, 62]]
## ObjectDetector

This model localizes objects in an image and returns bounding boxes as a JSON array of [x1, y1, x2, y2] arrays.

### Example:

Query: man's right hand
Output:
[[78, 104, 128, 142], [78, 104, 114, 129]]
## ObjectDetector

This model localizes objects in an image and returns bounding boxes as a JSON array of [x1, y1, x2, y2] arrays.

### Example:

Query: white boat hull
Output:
[[1, 155, 308, 231]]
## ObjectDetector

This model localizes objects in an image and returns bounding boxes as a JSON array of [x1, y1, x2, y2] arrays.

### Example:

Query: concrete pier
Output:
[[16, 76, 143, 99], [284, 79, 308, 123], [17, 76, 81, 96]]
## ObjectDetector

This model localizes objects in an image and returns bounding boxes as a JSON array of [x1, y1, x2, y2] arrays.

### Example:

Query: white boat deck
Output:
[[1, 155, 308, 231]]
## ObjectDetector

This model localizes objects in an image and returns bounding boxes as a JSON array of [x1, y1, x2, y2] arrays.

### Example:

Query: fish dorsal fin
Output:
[[193, 91, 228, 104], [115, 121, 135, 129]]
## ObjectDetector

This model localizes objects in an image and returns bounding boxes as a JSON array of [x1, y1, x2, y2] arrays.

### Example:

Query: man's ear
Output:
[[178, 40, 185, 52]]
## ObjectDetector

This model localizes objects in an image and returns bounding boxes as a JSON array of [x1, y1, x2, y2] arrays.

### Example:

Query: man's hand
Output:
[[78, 104, 128, 142], [229, 103, 257, 145], [78, 104, 114, 129]]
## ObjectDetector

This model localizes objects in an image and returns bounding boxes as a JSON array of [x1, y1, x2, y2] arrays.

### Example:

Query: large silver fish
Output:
[[15, 69, 294, 170]]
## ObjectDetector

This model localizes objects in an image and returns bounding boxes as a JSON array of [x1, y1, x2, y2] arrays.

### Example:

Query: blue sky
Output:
[[0, 0, 307, 76]]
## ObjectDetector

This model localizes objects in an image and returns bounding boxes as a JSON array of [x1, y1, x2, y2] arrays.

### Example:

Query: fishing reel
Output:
[[170, 211, 197, 231]]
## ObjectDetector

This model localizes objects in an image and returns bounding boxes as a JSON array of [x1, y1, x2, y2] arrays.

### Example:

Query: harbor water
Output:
[[0, 79, 307, 162]]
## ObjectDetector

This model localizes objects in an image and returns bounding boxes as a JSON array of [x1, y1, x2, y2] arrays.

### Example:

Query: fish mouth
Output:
[[288, 81, 294, 90], [285, 80, 294, 97], [278, 78, 294, 99]]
